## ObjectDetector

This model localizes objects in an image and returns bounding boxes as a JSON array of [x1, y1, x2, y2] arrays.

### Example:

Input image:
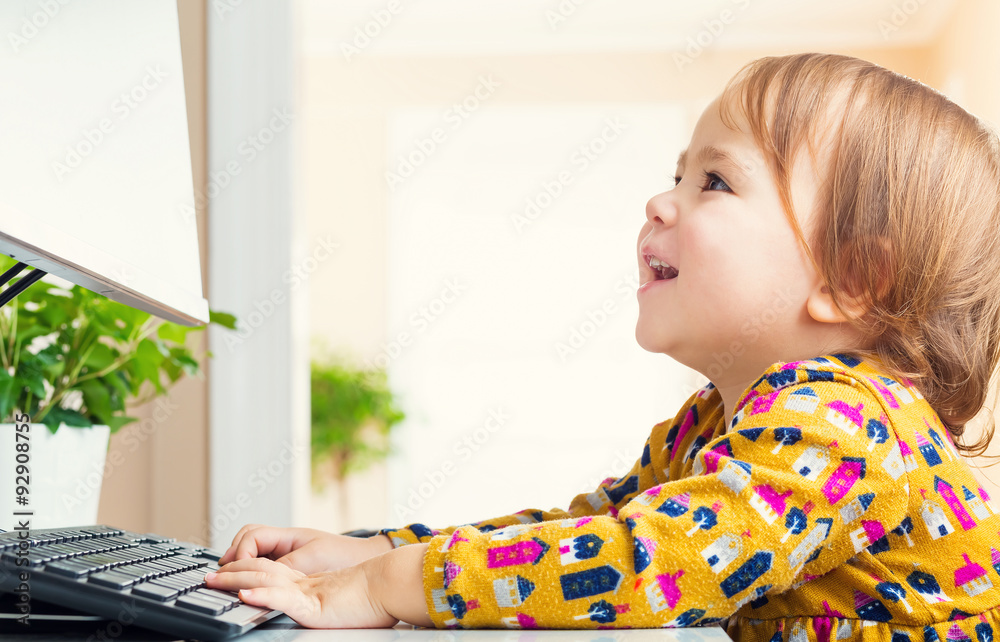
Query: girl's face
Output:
[[635, 95, 832, 389]]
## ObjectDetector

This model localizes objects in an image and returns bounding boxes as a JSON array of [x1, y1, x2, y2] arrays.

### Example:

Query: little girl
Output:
[[206, 53, 1000, 641]]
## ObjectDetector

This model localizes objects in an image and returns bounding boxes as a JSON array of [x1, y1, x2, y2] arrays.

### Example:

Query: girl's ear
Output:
[[807, 236, 892, 325], [806, 282, 867, 324]]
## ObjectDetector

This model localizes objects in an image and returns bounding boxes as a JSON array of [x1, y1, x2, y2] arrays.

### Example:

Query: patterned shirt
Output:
[[379, 354, 1000, 641]]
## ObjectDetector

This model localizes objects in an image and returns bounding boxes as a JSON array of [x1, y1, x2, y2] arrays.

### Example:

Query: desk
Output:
[[3, 616, 733, 641]]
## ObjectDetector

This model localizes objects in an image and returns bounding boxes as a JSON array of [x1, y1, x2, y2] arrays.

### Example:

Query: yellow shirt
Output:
[[380, 354, 1000, 640]]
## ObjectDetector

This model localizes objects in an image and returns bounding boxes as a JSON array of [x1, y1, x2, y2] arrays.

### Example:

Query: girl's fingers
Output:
[[232, 529, 289, 562], [219, 524, 262, 564], [204, 569, 294, 592], [216, 557, 305, 578], [237, 586, 318, 625]]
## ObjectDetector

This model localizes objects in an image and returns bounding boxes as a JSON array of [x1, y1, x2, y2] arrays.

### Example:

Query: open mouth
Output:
[[644, 253, 678, 280]]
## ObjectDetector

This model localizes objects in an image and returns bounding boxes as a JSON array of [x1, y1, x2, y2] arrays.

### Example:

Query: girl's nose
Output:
[[645, 191, 678, 227]]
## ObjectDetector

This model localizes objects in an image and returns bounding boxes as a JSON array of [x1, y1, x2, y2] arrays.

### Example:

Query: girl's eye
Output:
[[671, 172, 732, 192], [701, 171, 731, 193]]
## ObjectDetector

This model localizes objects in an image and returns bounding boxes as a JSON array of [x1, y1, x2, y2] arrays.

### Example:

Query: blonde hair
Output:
[[719, 52, 1000, 456]]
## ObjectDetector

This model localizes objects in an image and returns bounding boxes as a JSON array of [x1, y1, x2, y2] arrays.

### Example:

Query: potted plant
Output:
[[0, 255, 235, 528], [310, 353, 405, 526]]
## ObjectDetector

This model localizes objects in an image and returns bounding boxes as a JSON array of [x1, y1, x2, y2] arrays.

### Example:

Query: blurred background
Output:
[[93, 0, 1000, 548]]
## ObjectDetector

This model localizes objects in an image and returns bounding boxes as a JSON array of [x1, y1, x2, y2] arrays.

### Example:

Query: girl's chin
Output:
[[634, 327, 676, 355]]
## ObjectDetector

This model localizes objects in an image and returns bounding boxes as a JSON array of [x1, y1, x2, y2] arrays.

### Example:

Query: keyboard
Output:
[[0, 524, 282, 640]]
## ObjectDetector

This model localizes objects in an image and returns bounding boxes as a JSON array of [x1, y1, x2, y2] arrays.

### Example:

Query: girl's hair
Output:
[[719, 52, 1000, 456]]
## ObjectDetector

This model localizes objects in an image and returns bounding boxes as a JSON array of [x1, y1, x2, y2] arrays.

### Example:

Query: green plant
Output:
[[0, 255, 236, 432], [310, 355, 405, 487]]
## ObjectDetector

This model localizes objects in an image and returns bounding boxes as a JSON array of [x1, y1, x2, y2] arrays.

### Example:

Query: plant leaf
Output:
[[78, 378, 113, 425], [83, 342, 116, 372], [44, 405, 91, 428], [209, 310, 237, 330], [157, 322, 189, 344]]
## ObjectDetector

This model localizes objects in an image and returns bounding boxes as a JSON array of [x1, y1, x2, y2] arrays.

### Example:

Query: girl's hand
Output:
[[217, 524, 393, 575], [204, 557, 397, 629], [205, 543, 433, 629]]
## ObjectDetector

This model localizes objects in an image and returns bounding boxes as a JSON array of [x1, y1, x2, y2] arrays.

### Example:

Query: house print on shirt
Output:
[[840, 492, 875, 524], [702, 533, 741, 574], [695, 439, 734, 476], [935, 476, 976, 530], [584, 487, 612, 512], [916, 432, 942, 467], [750, 484, 792, 524], [853, 589, 892, 622], [964, 486, 991, 521], [493, 575, 535, 607], [899, 439, 919, 472], [954, 553, 993, 597], [656, 493, 691, 517], [788, 518, 833, 572], [920, 496, 955, 539], [645, 570, 685, 613], [784, 386, 820, 414], [877, 375, 914, 404], [850, 519, 886, 554], [881, 442, 906, 481], [822, 457, 866, 504], [719, 460, 752, 495], [825, 400, 865, 435], [751, 390, 781, 415], [559, 534, 605, 565], [792, 444, 830, 481], [867, 376, 900, 409], [926, 421, 955, 461]]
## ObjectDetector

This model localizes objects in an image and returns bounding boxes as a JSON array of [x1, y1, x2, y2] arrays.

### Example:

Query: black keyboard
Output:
[[0, 525, 282, 640]]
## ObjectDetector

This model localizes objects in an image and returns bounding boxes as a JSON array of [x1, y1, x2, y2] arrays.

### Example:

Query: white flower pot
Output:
[[0, 422, 111, 532]]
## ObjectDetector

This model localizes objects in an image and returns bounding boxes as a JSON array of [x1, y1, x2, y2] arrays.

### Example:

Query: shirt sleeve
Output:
[[378, 386, 715, 549], [418, 367, 909, 629]]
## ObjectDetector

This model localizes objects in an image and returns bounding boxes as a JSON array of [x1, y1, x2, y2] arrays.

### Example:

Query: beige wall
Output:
[[98, 0, 211, 543], [305, 44, 933, 362]]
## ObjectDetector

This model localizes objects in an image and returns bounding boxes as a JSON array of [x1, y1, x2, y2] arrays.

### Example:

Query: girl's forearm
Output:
[[366, 542, 434, 627]]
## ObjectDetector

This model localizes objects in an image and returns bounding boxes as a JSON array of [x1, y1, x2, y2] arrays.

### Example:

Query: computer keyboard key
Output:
[[131, 583, 180, 601], [146, 560, 177, 574], [175, 569, 209, 586], [152, 576, 190, 591], [89, 570, 137, 589], [195, 588, 241, 606], [176, 594, 227, 616], [114, 565, 150, 580], [173, 555, 210, 568], [44, 560, 95, 578]]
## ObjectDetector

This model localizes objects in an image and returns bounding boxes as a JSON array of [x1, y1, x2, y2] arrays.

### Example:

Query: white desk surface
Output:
[[4, 616, 733, 641]]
